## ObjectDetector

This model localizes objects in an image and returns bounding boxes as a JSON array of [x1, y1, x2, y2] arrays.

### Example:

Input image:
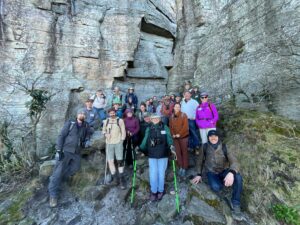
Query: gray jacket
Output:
[[56, 120, 90, 154]]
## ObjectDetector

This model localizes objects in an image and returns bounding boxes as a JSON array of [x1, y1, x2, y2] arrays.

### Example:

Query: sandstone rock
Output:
[[0, 0, 175, 157], [157, 194, 177, 223], [186, 196, 226, 224], [169, 0, 300, 121], [82, 185, 110, 201], [39, 160, 56, 182]]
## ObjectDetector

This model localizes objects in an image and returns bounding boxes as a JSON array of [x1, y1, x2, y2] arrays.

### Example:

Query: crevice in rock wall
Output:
[[65, 87, 84, 120], [148, 0, 175, 24], [67, 0, 76, 16], [0, 0, 5, 47], [141, 18, 174, 39], [44, 15, 58, 74]]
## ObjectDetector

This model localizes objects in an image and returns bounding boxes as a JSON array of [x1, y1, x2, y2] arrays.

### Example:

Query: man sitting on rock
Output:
[[192, 130, 244, 221], [48, 109, 91, 208]]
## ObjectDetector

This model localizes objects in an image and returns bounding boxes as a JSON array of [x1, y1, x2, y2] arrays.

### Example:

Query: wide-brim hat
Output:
[[150, 113, 161, 119]]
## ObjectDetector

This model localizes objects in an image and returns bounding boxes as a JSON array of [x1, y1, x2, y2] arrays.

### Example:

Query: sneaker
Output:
[[157, 192, 164, 201], [49, 197, 57, 208], [150, 192, 157, 202], [232, 205, 243, 221]]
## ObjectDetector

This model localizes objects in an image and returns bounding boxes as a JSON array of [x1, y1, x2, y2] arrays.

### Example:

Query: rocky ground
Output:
[[1, 150, 255, 225], [0, 107, 299, 225]]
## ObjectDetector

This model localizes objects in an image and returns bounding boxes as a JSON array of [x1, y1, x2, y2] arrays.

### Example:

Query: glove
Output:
[[134, 146, 140, 153], [84, 140, 91, 148], [55, 150, 64, 161]]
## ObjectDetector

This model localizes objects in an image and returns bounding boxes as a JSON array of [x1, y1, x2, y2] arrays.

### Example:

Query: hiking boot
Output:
[[232, 205, 243, 221], [111, 174, 119, 186], [150, 192, 157, 202], [119, 173, 126, 190], [157, 192, 164, 201], [49, 197, 57, 208]]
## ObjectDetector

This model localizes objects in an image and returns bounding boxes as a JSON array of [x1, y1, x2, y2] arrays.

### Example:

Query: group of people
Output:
[[48, 83, 244, 221]]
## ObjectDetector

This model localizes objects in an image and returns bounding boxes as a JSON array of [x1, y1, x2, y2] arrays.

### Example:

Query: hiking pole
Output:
[[104, 127, 111, 184], [130, 145, 137, 206], [171, 151, 180, 213]]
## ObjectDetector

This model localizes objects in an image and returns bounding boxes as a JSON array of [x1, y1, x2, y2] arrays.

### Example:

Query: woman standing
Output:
[[169, 103, 189, 177], [123, 109, 140, 166], [138, 114, 174, 201], [195, 92, 219, 145]]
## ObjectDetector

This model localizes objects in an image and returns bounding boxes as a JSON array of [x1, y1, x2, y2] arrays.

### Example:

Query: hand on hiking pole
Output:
[[191, 175, 202, 184], [170, 145, 176, 159], [55, 149, 64, 161]]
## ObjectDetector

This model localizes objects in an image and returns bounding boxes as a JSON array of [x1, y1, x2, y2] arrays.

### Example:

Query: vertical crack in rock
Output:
[[67, 0, 76, 16], [65, 87, 84, 120], [44, 15, 58, 74], [148, 0, 175, 24], [0, 0, 5, 46]]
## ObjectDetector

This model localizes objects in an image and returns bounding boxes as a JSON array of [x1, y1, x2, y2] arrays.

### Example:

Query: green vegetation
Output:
[[0, 189, 32, 224], [26, 89, 52, 117], [272, 204, 300, 225], [219, 105, 300, 224]]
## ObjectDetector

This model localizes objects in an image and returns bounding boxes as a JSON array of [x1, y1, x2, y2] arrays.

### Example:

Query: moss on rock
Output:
[[218, 105, 300, 224]]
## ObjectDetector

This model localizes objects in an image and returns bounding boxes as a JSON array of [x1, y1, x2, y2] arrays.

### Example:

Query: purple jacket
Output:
[[124, 117, 140, 135], [195, 102, 219, 128]]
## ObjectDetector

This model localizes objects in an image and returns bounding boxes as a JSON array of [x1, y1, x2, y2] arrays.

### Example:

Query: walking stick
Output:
[[130, 146, 137, 206], [172, 152, 180, 213]]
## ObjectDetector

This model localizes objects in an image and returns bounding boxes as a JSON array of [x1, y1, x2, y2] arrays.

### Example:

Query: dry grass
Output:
[[218, 105, 300, 224]]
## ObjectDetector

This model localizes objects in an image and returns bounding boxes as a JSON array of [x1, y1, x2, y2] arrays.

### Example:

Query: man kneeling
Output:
[[192, 130, 244, 220]]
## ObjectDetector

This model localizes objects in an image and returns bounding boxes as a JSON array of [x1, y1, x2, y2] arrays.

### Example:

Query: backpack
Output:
[[105, 118, 121, 132], [69, 121, 76, 132]]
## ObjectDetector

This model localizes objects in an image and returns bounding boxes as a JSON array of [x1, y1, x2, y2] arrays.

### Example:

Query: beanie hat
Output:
[[207, 130, 219, 138]]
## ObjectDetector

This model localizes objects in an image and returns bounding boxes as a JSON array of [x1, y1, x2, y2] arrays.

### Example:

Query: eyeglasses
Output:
[[201, 96, 208, 99]]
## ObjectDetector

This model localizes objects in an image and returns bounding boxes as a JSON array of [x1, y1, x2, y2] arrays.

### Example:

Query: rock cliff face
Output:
[[0, 0, 299, 156], [0, 0, 176, 156], [169, 0, 300, 120]]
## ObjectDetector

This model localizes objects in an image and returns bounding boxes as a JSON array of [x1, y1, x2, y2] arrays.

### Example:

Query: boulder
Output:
[[39, 160, 56, 182], [157, 194, 177, 223], [185, 196, 226, 224]]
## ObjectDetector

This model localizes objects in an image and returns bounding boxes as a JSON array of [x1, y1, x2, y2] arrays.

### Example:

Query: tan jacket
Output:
[[197, 142, 239, 175], [102, 118, 126, 144]]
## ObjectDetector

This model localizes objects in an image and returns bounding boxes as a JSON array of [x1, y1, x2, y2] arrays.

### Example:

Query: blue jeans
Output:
[[93, 107, 106, 122], [188, 119, 200, 149], [148, 158, 168, 193], [207, 169, 243, 206]]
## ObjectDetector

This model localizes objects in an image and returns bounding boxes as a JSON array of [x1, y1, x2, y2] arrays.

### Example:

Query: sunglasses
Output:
[[201, 96, 208, 99]]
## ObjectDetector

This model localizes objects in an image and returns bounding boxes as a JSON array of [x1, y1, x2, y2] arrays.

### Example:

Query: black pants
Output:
[[123, 135, 138, 166]]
